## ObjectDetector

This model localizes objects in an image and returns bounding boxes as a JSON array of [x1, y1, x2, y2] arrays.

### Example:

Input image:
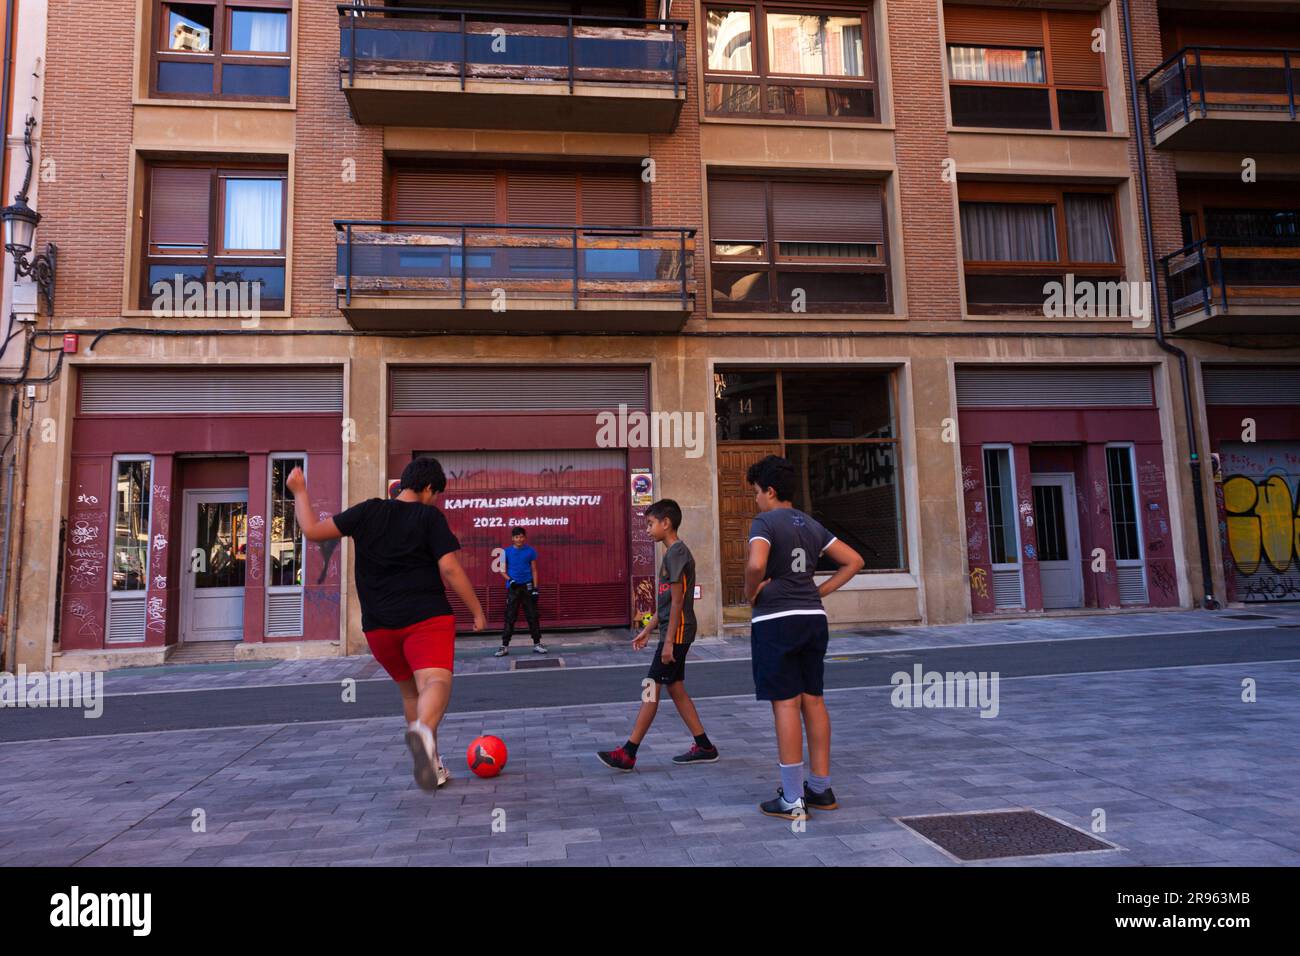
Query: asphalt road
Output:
[[2, 626, 1298, 742]]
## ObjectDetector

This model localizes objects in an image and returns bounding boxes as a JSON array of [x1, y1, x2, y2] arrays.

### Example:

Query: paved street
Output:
[[3, 607, 1300, 866]]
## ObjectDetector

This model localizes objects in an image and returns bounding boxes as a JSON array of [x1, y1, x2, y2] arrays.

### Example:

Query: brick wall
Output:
[[38, 0, 136, 319], [889, 0, 965, 321]]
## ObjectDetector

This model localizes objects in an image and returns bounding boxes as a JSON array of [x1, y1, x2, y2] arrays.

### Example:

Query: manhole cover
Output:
[[1223, 613, 1279, 621], [896, 810, 1116, 862], [510, 657, 564, 671]]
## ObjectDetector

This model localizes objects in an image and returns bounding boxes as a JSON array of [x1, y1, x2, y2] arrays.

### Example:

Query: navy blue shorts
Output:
[[751, 613, 829, 701]]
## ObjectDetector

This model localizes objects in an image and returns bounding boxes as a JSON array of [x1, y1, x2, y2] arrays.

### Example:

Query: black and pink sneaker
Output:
[[596, 747, 636, 772], [672, 744, 720, 765]]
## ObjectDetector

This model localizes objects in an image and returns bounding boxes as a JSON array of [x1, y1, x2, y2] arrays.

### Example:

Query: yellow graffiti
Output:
[[1223, 475, 1300, 575], [969, 566, 989, 599]]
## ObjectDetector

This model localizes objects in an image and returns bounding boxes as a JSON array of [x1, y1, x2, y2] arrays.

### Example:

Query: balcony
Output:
[[1162, 239, 1300, 334], [1143, 46, 1300, 150], [337, 5, 686, 132], [334, 220, 696, 332]]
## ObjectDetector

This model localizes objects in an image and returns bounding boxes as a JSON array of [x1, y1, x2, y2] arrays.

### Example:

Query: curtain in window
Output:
[[1065, 194, 1117, 263], [948, 46, 1044, 83], [840, 22, 863, 76], [232, 10, 289, 53], [960, 201, 1058, 262], [224, 178, 283, 251]]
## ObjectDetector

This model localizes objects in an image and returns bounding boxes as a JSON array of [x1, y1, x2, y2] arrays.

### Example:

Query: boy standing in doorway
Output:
[[596, 499, 718, 771], [744, 455, 863, 820], [286, 457, 486, 794], [495, 526, 547, 656]]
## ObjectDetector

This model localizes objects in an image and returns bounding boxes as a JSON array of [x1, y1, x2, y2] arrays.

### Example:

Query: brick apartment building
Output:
[[1, 0, 1298, 672]]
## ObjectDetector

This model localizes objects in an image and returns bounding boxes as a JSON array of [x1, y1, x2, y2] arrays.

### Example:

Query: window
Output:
[[268, 456, 304, 587], [982, 447, 1018, 566], [153, 0, 291, 100], [709, 175, 889, 313], [944, 5, 1106, 131], [958, 182, 1121, 311], [1105, 446, 1141, 562], [142, 161, 288, 310], [111, 458, 153, 593], [713, 367, 904, 571], [704, 3, 876, 120]]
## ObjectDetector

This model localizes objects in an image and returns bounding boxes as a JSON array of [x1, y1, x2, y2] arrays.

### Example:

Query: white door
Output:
[[1031, 473, 1083, 609], [181, 489, 249, 642]]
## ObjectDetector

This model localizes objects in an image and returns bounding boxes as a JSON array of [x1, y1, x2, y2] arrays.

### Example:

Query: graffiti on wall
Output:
[[1222, 471, 1300, 601]]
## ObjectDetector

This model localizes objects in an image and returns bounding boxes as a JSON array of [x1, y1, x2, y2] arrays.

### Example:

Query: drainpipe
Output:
[[1119, 0, 1219, 610]]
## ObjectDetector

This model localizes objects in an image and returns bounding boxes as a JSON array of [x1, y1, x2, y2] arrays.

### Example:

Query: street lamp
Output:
[[1, 117, 56, 313]]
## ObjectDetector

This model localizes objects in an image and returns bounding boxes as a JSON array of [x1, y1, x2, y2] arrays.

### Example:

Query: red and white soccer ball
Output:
[[466, 735, 508, 778]]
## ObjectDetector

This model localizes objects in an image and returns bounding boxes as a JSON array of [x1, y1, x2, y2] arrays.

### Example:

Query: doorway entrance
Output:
[[1031, 473, 1083, 609], [180, 488, 249, 642]]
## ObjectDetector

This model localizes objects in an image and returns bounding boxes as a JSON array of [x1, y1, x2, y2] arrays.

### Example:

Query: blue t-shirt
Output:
[[504, 544, 538, 586], [748, 508, 836, 624]]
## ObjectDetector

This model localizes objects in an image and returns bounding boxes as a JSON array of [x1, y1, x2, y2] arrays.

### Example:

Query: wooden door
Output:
[[717, 444, 782, 607]]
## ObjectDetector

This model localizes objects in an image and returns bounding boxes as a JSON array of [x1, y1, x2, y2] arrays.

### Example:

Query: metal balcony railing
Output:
[[337, 4, 688, 96], [334, 220, 696, 310], [1142, 46, 1300, 139], [1161, 237, 1300, 323]]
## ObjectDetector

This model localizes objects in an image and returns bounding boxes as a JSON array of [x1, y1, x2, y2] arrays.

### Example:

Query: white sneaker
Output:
[[533, 643, 548, 654], [434, 749, 450, 788], [404, 721, 439, 793]]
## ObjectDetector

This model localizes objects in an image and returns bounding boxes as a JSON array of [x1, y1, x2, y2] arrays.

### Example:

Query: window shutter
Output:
[[771, 181, 884, 245], [943, 5, 1044, 46], [1047, 11, 1103, 86], [579, 172, 644, 227], [708, 179, 769, 241], [390, 168, 498, 223], [507, 171, 577, 226], [148, 167, 211, 250]]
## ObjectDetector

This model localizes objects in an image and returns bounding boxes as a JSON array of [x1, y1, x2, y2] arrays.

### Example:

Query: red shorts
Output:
[[364, 614, 456, 681]]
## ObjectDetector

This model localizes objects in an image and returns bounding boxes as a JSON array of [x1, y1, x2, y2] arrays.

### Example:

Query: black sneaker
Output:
[[759, 788, 807, 820], [803, 783, 839, 810], [671, 744, 719, 765], [596, 747, 636, 772]]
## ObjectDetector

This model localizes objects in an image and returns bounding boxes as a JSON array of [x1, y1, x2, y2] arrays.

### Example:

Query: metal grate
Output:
[[106, 596, 147, 644], [1203, 366, 1300, 406], [992, 568, 1024, 608], [1116, 564, 1149, 605], [391, 366, 649, 412], [265, 590, 304, 637], [897, 809, 1116, 861], [1223, 613, 1279, 621], [955, 366, 1154, 408], [80, 368, 344, 414], [511, 657, 564, 670]]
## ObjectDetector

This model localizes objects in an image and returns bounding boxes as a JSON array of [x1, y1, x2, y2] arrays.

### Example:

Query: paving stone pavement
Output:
[[52, 604, 1300, 696], [2, 657, 1298, 867]]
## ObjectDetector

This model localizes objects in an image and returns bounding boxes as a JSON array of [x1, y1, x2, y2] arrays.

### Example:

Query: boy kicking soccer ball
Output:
[[288, 457, 486, 794], [597, 499, 718, 771], [744, 455, 863, 820]]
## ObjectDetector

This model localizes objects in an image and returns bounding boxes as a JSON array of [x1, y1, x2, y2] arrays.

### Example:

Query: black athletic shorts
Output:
[[751, 613, 829, 700], [646, 639, 691, 685]]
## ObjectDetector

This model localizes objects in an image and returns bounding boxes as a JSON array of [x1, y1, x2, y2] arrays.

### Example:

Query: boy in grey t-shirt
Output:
[[745, 456, 864, 820], [596, 499, 719, 772]]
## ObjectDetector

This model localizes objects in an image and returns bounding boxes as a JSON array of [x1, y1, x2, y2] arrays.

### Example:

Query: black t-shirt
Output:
[[332, 498, 461, 631]]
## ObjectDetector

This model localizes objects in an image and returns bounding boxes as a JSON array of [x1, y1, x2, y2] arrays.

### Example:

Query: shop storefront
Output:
[[958, 365, 1181, 613], [386, 365, 654, 630], [1204, 365, 1300, 604], [59, 367, 345, 651]]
